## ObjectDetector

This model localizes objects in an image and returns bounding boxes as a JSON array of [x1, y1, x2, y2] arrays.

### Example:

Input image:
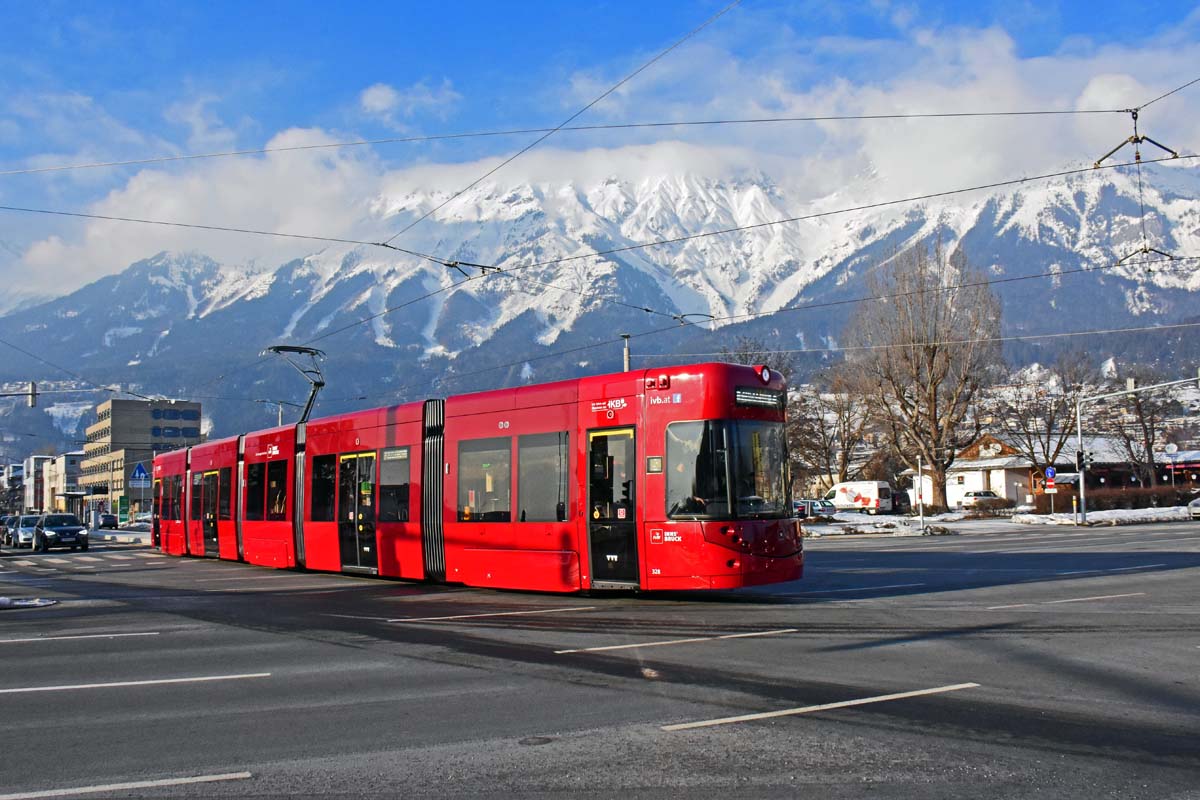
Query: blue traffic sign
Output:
[[1044, 466, 1056, 479], [129, 462, 151, 488]]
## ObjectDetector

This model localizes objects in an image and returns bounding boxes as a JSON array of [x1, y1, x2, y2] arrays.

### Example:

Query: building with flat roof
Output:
[[44, 451, 85, 515], [79, 399, 203, 517]]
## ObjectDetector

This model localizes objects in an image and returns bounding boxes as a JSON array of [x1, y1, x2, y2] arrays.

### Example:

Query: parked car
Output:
[[6, 514, 41, 548], [810, 499, 836, 517], [33, 513, 89, 551], [892, 491, 912, 515], [792, 500, 808, 518], [98, 513, 119, 530], [1189, 496, 1200, 520], [823, 481, 895, 514], [959, 490, 1008, 510], [0, 515, 16, 543]]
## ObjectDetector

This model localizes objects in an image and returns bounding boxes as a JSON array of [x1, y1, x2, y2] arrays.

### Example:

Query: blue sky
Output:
[[1, 0, 1198, 297]]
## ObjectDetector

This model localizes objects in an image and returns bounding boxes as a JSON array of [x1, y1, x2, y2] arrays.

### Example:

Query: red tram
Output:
[[153, 362, 803, 592]]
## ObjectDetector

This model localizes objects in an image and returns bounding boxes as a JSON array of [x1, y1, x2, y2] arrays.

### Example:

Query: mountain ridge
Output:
[[1, 163, 1197, 439]]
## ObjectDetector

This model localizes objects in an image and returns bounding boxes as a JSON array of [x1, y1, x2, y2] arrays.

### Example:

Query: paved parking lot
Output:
[[1, 523, 1198, 799]]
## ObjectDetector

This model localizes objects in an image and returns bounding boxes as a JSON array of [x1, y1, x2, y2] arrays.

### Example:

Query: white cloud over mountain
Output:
[[2, 18, 1198, 300]]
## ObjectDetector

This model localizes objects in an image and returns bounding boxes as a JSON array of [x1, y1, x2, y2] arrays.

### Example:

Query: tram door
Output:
[[152, 479, 162, 548], [201, 470, 220, 557], [587, 428, 639, 587], [338, 453, 378, 571]]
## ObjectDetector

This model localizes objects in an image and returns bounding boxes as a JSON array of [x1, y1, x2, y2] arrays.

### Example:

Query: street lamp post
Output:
[[256, 399, 304, 426]]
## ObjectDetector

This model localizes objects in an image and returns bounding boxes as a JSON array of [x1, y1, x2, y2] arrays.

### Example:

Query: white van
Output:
[[823, 481, 895, 514]]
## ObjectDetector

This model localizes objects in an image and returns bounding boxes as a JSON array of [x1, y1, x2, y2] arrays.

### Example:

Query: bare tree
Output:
[[719, 335, 796, 384], [985, 351, 1100, 475], [1099, 365, 1180, 487], [787, 364, 872, 492], [843, 239, 1002, 509]]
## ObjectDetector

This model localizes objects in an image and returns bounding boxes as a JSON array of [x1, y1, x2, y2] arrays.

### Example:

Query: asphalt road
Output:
[[1, 521, 1198, 799]]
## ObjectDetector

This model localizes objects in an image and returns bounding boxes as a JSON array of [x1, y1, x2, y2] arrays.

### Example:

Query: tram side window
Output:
[[245, 463, 266, 521], [458, 437, 511, 522], [218, 467, 232, 520], [310, 455, 337, 522], [153, 480, 162, 520], [171, 475, 183, 521], [190, 473, 203, 520], [266, 459, 288, 521], [518, 432, 569, 522], [378, 447, 410, 522]]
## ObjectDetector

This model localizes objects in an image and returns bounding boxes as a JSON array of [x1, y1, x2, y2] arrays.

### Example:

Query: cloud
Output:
[[17, 127, 385, 294], [164, 96, 237, 151], [359, 79, 462, 130], [557, 22, 1200, 204], [4, 19, 1199, 300]]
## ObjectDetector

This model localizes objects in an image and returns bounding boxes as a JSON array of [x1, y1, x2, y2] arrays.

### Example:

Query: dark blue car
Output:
[[33, 513, 89, 551]]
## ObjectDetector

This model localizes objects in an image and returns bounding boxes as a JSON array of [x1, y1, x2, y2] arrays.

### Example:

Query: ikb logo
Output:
[[591, 398, 628, 413]]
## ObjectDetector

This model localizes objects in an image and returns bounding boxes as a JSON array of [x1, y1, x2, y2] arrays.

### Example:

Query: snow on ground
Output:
[[1012, 507, 1192, 526]]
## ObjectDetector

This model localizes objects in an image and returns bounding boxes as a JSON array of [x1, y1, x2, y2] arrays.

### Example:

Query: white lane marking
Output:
[[389, 606, 597, 623], [555, 628, 797, 654], [44, 558, 68, 564], [1054, 564, 1167, 576], [662, 682, 981, 731], [0, 632, 160, 644], [104, 554, 134, 560], [786, 582, 926, 596], [0, 673, 270, 694], [13, 560, 35, 566], [1043, 592, 1146, 605], [0, 771, 252, 800], [76, 556, 101, 563], [988, 592, 1146, 610]]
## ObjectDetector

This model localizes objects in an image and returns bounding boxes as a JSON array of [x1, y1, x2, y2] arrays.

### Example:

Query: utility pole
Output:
[[621, 334, 631, 372], [256, 399, 304, 427]]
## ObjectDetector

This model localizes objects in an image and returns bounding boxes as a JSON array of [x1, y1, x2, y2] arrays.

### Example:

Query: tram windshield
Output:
[[666, 420, 789, 519]]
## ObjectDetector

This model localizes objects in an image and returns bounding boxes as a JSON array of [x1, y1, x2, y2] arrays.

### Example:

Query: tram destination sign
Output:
[[734, 387, 785, 409]]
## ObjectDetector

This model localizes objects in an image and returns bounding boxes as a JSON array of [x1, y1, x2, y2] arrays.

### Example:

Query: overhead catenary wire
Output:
[[8, 152, 1190, 400], [324, 254, 1197, 406], [0, 335, 151, 400], [631, 320, 1200, 358], [0, 108, 1135, 178], [1138, 75, 1200, 111], [4, 151, 1191, 321], [378, 0, 745, 247]]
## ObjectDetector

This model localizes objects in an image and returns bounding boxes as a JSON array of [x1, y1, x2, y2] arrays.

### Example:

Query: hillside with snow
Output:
[[1, 162, 1197, 438]]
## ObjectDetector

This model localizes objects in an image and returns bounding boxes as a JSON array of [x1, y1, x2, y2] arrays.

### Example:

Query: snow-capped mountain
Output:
[[1, 163, 1197, 438]]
